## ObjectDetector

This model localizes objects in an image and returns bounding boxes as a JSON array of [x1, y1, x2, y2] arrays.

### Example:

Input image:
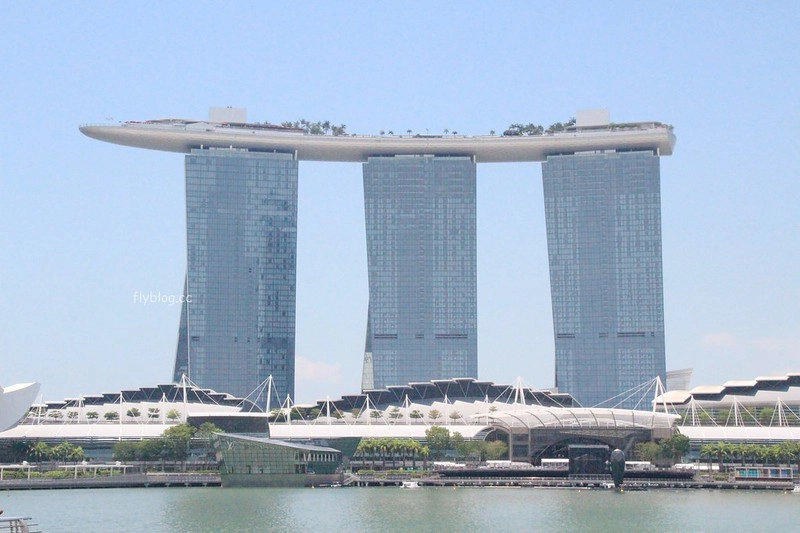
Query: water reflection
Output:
[[5, 485, 800, 532]]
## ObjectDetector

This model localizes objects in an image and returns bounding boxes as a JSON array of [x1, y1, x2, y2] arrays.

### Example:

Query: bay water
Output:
[[4, 486, 799, 532]]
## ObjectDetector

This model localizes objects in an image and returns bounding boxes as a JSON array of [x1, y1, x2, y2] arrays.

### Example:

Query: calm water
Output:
[[4, 486, 800, 532]]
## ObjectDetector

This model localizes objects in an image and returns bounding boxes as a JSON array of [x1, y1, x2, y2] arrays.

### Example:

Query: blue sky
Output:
[[2, 2, 798, 404]]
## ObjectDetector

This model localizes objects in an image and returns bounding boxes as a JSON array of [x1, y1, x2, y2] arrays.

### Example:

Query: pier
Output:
[[0, 472, 220, 490]]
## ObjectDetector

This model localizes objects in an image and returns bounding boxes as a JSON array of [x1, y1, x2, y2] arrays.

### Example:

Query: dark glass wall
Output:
[[543, 151, 666, 408], [362, 156, 478, 389], [175, 148, 298, 405]]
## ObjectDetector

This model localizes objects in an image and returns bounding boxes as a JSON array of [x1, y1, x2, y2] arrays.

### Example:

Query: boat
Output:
[[792, 485, 800, 493], [0, 383, 40, 432], [401, 480, 421, 489]]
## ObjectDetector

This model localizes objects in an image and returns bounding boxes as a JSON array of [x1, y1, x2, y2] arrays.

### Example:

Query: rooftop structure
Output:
[[0, 376, 676, 464], [326, 377, 574, 412], [0, 379, 268, 449], [80, 119, 675, 162], [655, 373, 800, 407], [653, 373, 800, 455], [268, 396, 677, 460]]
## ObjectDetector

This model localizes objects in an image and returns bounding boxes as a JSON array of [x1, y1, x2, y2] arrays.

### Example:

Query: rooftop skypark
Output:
[[80, 111, 675, 162]]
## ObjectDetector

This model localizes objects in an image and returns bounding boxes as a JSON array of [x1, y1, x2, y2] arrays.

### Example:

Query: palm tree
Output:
[[702, 442, 731, 471], [420, 445, 430, 469], [742, 443, 761, 466], [398, 440, 415, 469], [356, 440, 377, 470], [778, 441, 800, 471], [407, 440, 422, 469], [384, 439, 396, 469], [30, 441, 50, 462]]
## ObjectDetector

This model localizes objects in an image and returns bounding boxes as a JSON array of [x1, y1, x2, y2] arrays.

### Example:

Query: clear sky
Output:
[[2, 2, 798, 404]]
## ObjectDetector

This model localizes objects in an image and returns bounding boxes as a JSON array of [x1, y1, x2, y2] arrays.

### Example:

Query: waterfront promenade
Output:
[[0, 472, 220, 490], [1, 471, 794, 491], [345, 472, 794, 491]]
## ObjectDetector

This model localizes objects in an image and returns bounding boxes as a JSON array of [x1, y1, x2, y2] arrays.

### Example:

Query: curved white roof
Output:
[[654, 373, 800, 406], [80, 121, 676, 163], [488, 405, 677, 430], [0, 421, 170, 440], [679, 425, 800, 442], [267, 399, 676, 441]]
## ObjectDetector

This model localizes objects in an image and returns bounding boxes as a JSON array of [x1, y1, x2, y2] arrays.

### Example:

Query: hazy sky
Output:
[[2, 2, 798, 404]]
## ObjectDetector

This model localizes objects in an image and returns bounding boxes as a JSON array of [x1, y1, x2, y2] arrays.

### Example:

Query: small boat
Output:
[[791, 485, 800, 493], [401, 480, 421, 489]]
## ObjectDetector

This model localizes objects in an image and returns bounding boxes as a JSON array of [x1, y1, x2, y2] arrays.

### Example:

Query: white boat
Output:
[[0, 383, 40, 432], [792, 485, 800, 493], [401, 480, 421, 489]]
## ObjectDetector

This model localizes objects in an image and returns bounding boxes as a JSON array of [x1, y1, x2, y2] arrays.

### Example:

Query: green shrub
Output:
[[43, 470, 73, 479]]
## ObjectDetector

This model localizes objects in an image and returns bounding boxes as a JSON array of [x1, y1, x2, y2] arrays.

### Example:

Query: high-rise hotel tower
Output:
[[173, 148, 298, 403], [543, 146, 666, 408], [361, 156, 477, 390], [81, 108, 675, 408]]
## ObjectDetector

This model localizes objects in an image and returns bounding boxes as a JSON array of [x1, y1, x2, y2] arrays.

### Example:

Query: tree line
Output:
[[5, 440, 87, 463], [112, 423, 221, 466], [353, 426, 509, 470], [698, 441, 800, 471], [502, 118, 576, 136], [278, 119, 347, 136], [34, 407, 183, 422], [633, 433, 691, 463]]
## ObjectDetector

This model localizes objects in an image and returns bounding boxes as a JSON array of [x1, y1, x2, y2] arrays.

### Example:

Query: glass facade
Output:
[[174, 148, 298, 405], [542, 150, 666, 409], [212, 433, 343, 487], [362, 156, 478, 389]]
